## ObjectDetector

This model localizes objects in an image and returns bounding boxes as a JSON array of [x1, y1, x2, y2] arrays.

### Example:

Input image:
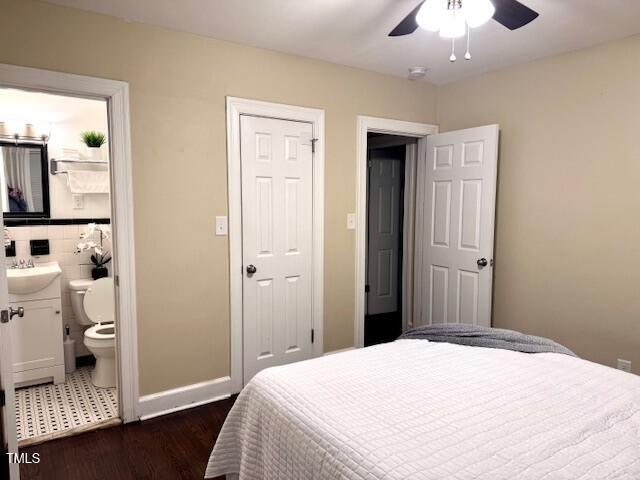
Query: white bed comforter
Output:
[[206, 339, 640, 479]]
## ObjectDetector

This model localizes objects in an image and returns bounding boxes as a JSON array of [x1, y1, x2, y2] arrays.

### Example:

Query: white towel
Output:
[[66, 170, 110, 194]]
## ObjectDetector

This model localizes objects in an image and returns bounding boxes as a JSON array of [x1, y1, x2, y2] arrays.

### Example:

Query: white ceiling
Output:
[[0, 88, 105, 124], [44, 0, 640, 84]]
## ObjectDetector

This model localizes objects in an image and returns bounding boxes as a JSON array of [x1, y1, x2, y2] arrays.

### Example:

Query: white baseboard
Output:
[[139, 376, 231, 421], [323, 346, 356, 356]]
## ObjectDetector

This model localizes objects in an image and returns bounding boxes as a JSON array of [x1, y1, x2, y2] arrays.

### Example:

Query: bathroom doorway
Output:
[[0, 64, 138, 475], [1, 87, 120, 446]]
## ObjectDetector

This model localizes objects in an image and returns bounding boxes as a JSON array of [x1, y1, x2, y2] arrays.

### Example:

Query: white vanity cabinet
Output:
[[10, 276, 65, 386]]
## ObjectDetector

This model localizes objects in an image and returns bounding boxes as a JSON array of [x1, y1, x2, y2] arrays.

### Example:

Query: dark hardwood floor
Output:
[[21, 396, 236, 480]]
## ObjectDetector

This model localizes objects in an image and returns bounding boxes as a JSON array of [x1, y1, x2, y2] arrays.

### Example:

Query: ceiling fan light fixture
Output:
[[439, 8, 466, 38], [464, 0, 496, 28], [416, 0, 447, 32]]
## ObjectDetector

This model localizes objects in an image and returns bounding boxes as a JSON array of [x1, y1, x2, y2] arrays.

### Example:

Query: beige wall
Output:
[[0, 0, 437, 394], [437, 35, 640, 373]]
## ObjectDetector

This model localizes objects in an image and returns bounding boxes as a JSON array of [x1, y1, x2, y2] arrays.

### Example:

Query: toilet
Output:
[[69, 278, 116, 388]]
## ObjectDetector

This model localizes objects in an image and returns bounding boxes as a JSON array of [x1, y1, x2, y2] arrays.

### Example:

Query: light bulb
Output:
[[464, 0, 495, 28], [439, 8, 466, 38], [24, 123, 37, 138], [416, 0, 447, 32]]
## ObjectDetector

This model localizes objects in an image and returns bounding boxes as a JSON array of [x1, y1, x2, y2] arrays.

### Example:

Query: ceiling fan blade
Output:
[[389, 1, 425, 37], [492, 0, 539, 30]]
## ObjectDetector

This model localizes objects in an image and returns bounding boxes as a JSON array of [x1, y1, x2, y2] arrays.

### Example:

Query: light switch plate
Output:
[[215, 216, 228, 236], [72, 194, 84, 209], [347, 213, 356, 230]]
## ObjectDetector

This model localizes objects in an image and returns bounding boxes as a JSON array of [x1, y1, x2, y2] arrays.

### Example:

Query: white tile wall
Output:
[[6, 224, 112, 358]]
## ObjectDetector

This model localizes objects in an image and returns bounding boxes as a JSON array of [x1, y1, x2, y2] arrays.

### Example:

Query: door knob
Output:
[[246, 264, 257, 275], [9, 306, 24, 319], [477, 258, 488, 268]]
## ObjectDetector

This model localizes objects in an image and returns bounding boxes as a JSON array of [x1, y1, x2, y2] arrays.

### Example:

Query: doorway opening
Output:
[[364, 135, 416, 346], [355, 117, 438, 349], [0, 65, 138, 479], [0, 87, 120, 446], [357, 118, 499, 352]]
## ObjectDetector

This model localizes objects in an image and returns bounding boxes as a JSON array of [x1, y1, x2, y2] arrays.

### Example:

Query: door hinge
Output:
[[0, 389, 4, 407], [365, 284, 370, 293], [311, 138, 318, 154], [114, 275, 120, 287], [0, 310, 8, 324], [311, 329, 315, 344]]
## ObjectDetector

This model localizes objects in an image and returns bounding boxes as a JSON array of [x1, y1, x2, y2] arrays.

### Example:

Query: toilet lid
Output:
[[83, 277, 115, 324]]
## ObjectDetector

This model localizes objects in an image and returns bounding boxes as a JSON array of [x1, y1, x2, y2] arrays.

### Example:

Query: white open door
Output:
[[0, 229, 19, 479], [416, 125, 499, 327], [241, 115, 314, 383]]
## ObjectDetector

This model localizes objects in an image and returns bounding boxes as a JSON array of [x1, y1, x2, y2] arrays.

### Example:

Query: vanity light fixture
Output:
[[0, 120, 50, 143]]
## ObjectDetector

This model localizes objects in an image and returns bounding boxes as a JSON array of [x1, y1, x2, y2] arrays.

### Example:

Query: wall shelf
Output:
[[50, 158, 108, 175]]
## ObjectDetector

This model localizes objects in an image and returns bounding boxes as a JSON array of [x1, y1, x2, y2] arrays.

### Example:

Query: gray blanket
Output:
[[399, 324, 576, 356]]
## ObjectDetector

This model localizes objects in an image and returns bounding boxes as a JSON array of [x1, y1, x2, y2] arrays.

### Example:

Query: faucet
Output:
[[10, 258, 35, 269]]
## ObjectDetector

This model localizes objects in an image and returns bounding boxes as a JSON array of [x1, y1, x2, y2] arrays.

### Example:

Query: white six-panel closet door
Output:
[[240, 115, 314, 384]]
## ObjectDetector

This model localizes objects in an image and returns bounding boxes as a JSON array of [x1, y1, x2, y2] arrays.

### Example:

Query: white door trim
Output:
[[0, 63, 140, 422], [402, 143, 417, 334], [355, 116, 438, 348], [226, 97, 325, 393]]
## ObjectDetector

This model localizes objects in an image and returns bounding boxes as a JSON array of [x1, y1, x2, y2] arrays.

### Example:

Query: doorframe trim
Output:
[[355, 116, 438, 348], [226, 97, 325, 393], [0, 63, 140, 422], [401, 143, 417, 334]]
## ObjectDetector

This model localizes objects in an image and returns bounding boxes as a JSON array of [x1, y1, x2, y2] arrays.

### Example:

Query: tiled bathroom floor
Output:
[[15, 366, 119, 445]]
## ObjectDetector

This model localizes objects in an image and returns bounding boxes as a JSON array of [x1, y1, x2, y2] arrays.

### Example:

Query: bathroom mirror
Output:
[[0, 142, 50, 218]]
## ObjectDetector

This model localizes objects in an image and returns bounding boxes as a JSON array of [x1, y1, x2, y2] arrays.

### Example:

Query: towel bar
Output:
[[50, 158, 108, 175]]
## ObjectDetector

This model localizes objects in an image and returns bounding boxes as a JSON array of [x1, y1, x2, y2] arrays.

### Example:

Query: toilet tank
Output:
[[68, 279, 94, 326]]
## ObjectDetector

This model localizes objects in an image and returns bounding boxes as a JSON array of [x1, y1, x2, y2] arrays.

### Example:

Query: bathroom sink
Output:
[[7, 262, 62, 295]]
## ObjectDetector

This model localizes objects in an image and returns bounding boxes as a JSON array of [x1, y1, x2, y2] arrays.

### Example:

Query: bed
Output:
[[206, 337, 640, 479]]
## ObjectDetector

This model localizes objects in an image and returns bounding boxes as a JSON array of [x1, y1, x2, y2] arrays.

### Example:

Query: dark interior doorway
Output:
[[364, 137, 407, 346]]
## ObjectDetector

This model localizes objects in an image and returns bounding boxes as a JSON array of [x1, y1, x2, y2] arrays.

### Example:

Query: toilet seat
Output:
[[85, 323, 115, 341]]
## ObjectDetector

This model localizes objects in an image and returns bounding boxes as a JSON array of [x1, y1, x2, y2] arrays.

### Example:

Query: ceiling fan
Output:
[[390, 0, 539, 62]]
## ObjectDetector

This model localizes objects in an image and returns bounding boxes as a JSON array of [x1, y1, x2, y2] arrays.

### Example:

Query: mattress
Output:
[[206, 339, 640, 479]]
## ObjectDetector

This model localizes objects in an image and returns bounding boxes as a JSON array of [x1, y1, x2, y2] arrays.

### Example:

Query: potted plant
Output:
[[80, 130, 106, 161], [76, 223, 112, 280]]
